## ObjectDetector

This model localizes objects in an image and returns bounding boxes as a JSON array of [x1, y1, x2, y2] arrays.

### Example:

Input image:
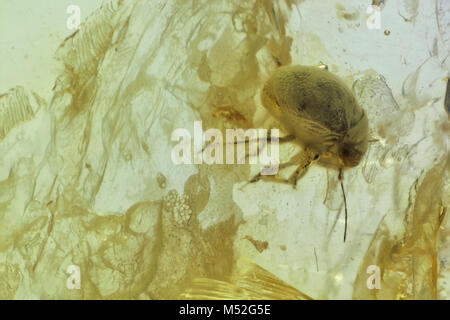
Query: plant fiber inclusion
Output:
[[0, 0, 448, 299]]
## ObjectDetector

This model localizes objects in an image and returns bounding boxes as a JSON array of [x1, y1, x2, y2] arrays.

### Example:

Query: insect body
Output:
[[262, 65, 369, 169], [258, 65, 369, 241]]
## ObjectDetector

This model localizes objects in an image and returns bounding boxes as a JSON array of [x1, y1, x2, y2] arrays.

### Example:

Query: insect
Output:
[[253, 65, 369, 242]]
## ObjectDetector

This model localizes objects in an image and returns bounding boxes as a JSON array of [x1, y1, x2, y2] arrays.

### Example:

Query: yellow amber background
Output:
[[0, 0, 448, 299]]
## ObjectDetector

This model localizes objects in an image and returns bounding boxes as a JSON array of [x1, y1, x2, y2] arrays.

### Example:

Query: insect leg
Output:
[[246, 148, 319, 188], [232, 133, 296, 145], [247, 160, 298, 185], [287, 149, 320, 188], [233, 133, 296, 162], [201, 133, 294, 154]]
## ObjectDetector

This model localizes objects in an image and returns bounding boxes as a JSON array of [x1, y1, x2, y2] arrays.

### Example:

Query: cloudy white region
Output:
[[0, 0, 448, 300], [0, 0, 103, 98]]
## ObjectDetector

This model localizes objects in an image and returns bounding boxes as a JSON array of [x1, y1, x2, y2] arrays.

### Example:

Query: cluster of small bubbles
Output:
[[164, 190, 192, 227]]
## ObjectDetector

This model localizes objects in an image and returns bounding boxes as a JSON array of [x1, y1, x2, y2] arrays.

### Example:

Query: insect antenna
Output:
[[339, 168, 348, 242]]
